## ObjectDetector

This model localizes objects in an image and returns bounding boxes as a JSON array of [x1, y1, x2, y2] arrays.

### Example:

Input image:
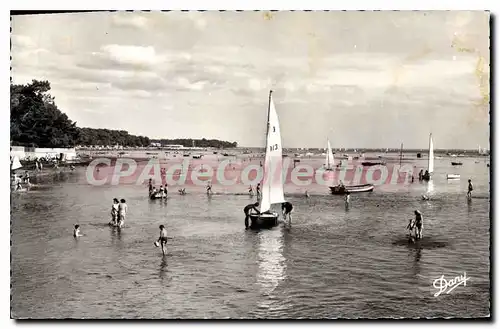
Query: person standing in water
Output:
[[148, 178, 153, 193], [248, 185, 254, 196], [256, 183, 261, 199], [467, 179, 473, 199], [206, 182, 213, 195], [344, 191, 350, 205], [414, 210, 423, 240], [244, 202, 260, 229], [156, 225, 169, 255], [118, 199, 128, 228], [110, 198, 119, 226], [282, 202, 294, 226]]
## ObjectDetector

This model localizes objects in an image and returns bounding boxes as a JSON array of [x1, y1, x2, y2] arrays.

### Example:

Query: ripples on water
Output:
[[11, 158, 490, 318]]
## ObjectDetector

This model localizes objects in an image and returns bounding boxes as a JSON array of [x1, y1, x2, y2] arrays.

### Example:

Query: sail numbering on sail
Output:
[[249, 91, 287, 229]]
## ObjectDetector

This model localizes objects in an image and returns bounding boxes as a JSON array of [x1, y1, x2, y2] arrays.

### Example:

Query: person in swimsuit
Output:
[[244, 202, 260, 229], [156, 225, 168, 255], [118, 199, 128, 228], [282, 202, 293, 226], [110, 198, 119, 226], [206, 182, 213, 195], [256, 183, 261, 199], [344, 191, 350, 205], [148, 178, 153, 193], [178, 188, 186, 195], [467, 179, 473, 199], [406, 217, 415, 242], [414, 210, 423, 240], [248, 185, 254, 196]]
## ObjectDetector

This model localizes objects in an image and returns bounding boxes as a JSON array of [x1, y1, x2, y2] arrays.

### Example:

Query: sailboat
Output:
[[249, 91, 286, 229], [423, 133, 433, 181], [11, 155, 22, 171], [325, 139, 334, 171]]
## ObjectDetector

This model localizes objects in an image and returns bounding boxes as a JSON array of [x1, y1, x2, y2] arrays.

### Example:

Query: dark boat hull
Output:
[[249, 212, 279, 229], [150, 192, 167, 200], [329, 184, 374, 195], [361, 162, 385, 166], [451, 162, 463, 166]]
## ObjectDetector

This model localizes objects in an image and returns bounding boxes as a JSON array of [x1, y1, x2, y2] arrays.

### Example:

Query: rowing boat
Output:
[[329, 184, 374, 195]]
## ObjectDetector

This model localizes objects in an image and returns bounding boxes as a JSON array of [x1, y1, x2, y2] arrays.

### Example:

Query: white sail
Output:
[[11, 155, 22, 170], [260, 92, 286, 213], [428, 133, 434, 173], [325, 139, 334, 170]]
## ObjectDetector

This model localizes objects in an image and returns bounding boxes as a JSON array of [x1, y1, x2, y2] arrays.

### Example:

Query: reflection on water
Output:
[[256, 228, 286, 309], [426, 180, 435, 195]]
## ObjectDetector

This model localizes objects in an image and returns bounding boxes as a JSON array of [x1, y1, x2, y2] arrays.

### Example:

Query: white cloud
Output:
[[100, 44, 163, 66], [11, 35, 36, 49], [111, 15, 148, 29], [176, 77, 207, 91]]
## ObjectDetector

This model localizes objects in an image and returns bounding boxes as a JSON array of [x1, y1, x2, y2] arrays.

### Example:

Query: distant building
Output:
[[163, 144, 184, 149], [10, 146, 77, 161]]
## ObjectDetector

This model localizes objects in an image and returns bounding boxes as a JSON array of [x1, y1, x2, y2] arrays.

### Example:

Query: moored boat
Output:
[[422, 133, 434, 182], [446, 174, 460, 180], [329, 184, 374, 195], [451, 162, 463, 166], [324, 138, 334, 171], [361, 161, 384, 166]]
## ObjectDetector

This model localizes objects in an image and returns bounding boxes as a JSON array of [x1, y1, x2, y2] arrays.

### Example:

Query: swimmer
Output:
[[73, 224, 83, 237]]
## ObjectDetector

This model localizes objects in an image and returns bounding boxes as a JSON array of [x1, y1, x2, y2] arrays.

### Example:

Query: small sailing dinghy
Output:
[[325, 138, 334, 171], [249, 91, 286, 229], [423, 133, 434, 181], [446, 174, 460, 180]]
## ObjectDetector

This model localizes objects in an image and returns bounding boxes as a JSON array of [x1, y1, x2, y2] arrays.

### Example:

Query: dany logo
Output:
[[432, 272, 470, 297]]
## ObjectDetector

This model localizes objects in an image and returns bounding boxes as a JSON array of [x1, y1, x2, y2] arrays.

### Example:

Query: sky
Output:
[[11, 11, 490, 149]]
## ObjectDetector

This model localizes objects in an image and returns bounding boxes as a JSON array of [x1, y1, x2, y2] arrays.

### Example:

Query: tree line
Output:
[[150, 138, 238, 149], [10, 80, 236, 149]]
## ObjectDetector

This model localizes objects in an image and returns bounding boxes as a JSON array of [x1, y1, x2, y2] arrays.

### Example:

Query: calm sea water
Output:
[[11, 155, 490, 318]]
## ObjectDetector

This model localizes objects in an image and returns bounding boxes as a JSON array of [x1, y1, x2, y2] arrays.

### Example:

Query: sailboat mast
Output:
[[399, 142, 403, 166], [326, 138, 330, 168], [265, 90, 272, 153]]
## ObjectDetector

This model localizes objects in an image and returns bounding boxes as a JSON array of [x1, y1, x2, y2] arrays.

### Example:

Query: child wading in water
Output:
[[467, 179, 473, 199], [155, 225, 168, 255]]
